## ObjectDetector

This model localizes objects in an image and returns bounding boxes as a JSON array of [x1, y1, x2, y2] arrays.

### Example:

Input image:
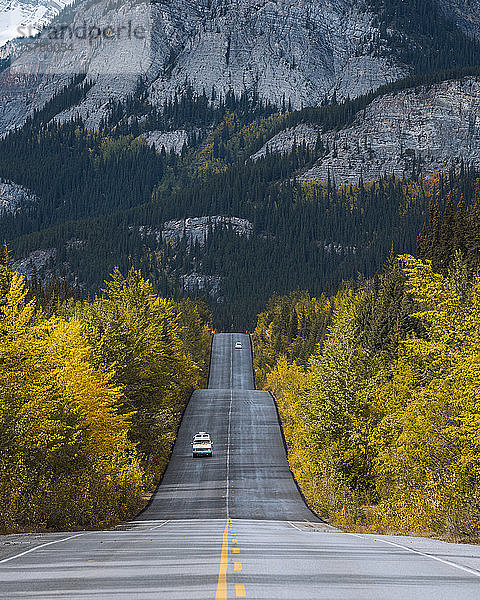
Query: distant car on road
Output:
[[192, 432, 213, 457], [235, 341, 242, 349]]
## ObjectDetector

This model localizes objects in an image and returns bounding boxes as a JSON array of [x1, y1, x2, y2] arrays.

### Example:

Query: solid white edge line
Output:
[[134, 520, 166, 523], [288, 520, 339, 532], [0, 533, 86, 565], [299, 521, 480, 579], [287, 521, 305, 532], [348, 534, 480, 579], [148, 520, 170, 530]]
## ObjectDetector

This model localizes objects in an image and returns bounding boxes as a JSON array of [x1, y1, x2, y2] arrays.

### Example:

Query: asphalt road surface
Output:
[[138, 333, 315, 521], [2, 333, 480, 599]]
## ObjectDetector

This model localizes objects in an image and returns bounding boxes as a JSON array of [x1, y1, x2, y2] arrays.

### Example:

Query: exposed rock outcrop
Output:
[[132, 216, 253, 247], [181, 272, 222, 299], [162, 216, 253, 246], [147, 0, 406, 112], [251, 124, 320, 160], [141, 130, 189, 154], [12, 248, 56, 278], [1, 0, 154, 132], [298, 78, 480, 185], [439, 0, 480, 38], [0, 180, 38, 215]]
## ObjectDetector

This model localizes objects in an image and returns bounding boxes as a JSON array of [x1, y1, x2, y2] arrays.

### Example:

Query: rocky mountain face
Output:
[[141, 130, 190, 155], [288, 78, 480, 185], [3, 0, 480, 325], [162, 216, 253, 246], [0, 0, 413, 133], [12, 247, 56, 278], [1, 0, 480, 133], [147, 0, 405, 110], [0, 0, 153, 132], [180, 272, 222, 299], [251, 76, 480, 185], [3, 0, 480, 136], [438, 0, 480, 37], [252, 123, 320, 160], [133, 216, 253, 247], [0, 180, 38, 215]]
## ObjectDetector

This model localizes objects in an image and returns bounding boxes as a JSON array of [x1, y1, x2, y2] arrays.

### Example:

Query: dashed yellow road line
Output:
[[232, 538, 238, 543], [233, 562, 242, 571], [215, 520, 230, 600], [235, 583, 246, 597], [232, 548, 240, 554]]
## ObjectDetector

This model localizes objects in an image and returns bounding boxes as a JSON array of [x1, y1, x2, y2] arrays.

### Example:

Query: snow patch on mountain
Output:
[[0, 0, 73, 47]]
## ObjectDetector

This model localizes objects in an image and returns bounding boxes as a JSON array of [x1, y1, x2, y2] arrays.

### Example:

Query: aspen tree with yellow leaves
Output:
[[260, 253, 480, 537], [0, 271, 144, 531], [74, 267, 209, 482], [372, 253, 480, 534], [0, 255, 211, 532]]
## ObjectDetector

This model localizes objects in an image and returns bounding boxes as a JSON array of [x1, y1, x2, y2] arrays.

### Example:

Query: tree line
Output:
[[0, 248, 212, 532], [253, 194, 480, 537]]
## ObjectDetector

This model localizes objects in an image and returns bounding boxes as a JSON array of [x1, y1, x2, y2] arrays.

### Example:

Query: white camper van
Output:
[[192, 432, 213, 457]]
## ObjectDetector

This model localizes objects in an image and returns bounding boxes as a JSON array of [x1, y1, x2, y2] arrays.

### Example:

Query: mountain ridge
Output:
[[5, 0, 480, 133]]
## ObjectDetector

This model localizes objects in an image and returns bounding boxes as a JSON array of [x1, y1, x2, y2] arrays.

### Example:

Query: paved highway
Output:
[[138, 333, 315, 521], [1, 333, 480, 598]]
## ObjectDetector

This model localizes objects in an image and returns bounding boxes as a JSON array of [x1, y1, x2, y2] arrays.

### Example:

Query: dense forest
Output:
[[254, 198, 480, 537], [2, 61, 480, 329], [0, 248, 212, 532], [366, 0, 480, 74]]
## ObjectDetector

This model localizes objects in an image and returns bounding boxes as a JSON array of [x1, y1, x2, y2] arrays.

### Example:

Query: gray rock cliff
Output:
[[298, 78, 480, 185], [0, 0, 410, 132], [0, 180, 39, 215]]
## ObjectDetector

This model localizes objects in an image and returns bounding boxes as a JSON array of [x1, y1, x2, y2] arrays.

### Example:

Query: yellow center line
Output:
[[232, 548, 240, 554], [233, 562, 242, 571], [235, 584, 246, 597], [232, 538, 238, 543], [215, 520, 229, 600]]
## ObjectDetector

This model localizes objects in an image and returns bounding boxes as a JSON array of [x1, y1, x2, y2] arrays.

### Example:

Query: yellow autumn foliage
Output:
[[0, 273, 144, 531], [0, 262, 211, 532], [263, 254, 480, 537], [371, 255, 480, 535]]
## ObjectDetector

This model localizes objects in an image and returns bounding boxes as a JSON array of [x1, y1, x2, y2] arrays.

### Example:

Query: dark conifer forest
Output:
[[2, 39, 480, 329]]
